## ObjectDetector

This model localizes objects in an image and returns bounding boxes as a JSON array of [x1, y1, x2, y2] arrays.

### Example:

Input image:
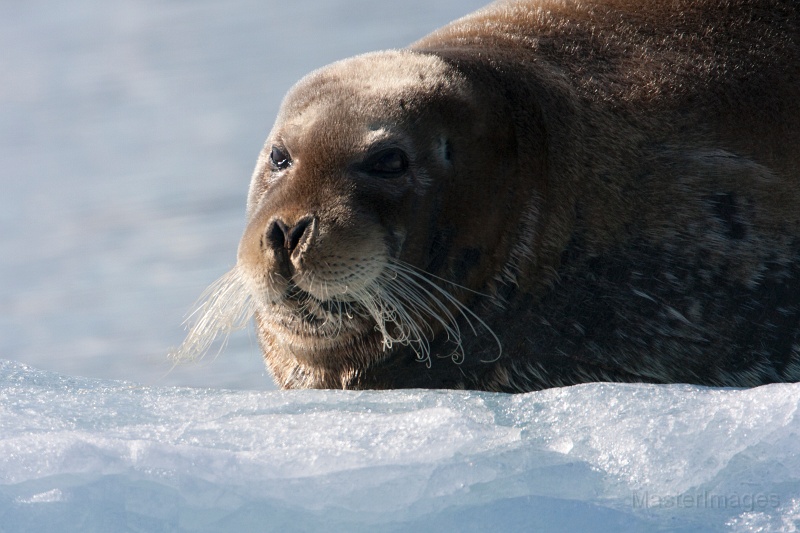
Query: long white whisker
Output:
[[170, 267, 255, 363], [390, 259, 494, 298], [392, 261, 502, 361], [381, 270, 465, 363], [171, 252, 502, 372], [324, 260, 477, 366]]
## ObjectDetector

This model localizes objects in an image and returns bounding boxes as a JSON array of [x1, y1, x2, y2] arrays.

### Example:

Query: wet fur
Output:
[[175, 0, 800, 392]]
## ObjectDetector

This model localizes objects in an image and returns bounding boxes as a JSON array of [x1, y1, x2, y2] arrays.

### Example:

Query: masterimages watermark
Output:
[[632, 491, 780, 512]]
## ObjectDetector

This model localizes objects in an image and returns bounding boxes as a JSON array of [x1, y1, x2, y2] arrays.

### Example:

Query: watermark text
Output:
[[632, 491, 780, 512]]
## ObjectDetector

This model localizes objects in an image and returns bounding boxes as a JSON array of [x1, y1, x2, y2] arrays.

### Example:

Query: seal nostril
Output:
[[287, 215, 314, 252], [265, 216, 315, 256], [266, 219, 290, 251]]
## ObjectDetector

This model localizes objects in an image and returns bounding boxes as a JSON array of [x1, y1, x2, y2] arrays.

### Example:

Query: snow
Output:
[[2, 360, 800, 532]]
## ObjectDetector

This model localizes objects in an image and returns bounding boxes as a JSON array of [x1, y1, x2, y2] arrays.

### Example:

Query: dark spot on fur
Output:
[[706, 192, 747, 240]]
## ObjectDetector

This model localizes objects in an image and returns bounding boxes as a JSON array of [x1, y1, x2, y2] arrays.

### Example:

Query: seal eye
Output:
[[368, 148, 408, 176], [269, 145, 291, 170]]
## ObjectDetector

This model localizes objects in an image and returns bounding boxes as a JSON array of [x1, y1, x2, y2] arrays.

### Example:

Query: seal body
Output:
[[233, 0, 800, 391]]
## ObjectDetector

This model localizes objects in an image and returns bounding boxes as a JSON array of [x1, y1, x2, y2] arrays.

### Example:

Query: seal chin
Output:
[[258, 290, 380, 368], [259, 283, 374, 341]]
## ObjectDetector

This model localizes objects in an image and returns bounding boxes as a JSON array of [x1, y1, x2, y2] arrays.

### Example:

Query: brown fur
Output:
[[206, 0, 800, 391]]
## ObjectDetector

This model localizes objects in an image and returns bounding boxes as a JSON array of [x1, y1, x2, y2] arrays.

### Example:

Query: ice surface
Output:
[[2, 360, 800, 532]]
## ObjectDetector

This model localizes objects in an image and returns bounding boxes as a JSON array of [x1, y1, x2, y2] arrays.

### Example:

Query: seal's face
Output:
[[237, 51, 476, 377]]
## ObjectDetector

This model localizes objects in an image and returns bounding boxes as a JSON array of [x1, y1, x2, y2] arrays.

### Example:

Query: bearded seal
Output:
[[174, 0, 800, 391]]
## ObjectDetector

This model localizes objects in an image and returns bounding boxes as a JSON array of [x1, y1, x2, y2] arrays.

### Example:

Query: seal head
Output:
[[238, 50, 525, 388]]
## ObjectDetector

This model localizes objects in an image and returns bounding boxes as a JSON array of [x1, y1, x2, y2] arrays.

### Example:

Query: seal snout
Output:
[[245, 213, 320, 287], [265, 214, 317, 263]]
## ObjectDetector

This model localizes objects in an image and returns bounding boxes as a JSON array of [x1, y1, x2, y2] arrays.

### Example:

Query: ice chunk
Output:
[[1, 360, 799, 532]]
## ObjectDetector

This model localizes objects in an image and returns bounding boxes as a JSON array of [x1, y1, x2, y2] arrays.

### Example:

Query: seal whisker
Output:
[[391, 259, 496, 300], [385, 261, 503, 363], [332, 261, 502, 367], [170, 267, 255, 363]]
